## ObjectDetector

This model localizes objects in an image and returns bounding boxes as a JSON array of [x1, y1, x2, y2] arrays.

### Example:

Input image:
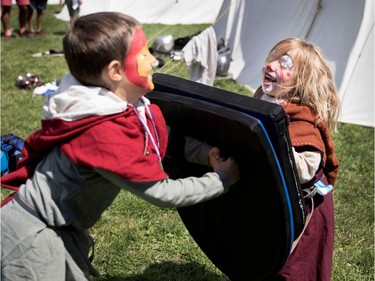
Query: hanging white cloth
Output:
[[182, 26, 218, 86]]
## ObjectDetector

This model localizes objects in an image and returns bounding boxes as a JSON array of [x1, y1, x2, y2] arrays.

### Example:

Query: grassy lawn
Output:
[[1, 6, 374, 280]]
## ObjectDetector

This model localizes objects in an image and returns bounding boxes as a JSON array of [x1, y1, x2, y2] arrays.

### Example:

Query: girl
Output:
[[255, 38, 340, 281]]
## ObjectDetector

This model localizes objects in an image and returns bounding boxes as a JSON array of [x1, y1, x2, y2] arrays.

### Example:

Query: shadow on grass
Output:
[[53, 31, 68, 36], [96, 261, 228, 281]]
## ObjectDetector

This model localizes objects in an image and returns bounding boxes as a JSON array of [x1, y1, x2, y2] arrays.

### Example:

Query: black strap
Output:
[[13, 194, 44, 222]]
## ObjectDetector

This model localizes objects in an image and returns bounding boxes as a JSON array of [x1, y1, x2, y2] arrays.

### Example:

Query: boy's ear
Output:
[[107, 60, 123, 82]]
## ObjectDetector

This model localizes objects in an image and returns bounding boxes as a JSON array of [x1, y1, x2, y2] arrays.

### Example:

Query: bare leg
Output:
[[18, 5, 28, 34], [1, 6, 12, 37], [27, 6, 34, 33], [36, 9, 43, 33]]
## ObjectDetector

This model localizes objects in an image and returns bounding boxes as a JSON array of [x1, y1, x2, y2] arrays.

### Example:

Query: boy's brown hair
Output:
[[63, 12, 140, 85]]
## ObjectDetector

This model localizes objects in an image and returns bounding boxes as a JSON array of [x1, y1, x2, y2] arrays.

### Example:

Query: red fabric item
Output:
[[1, 0, 30, 6], [1, 104, 168, 197], [265, 194, 335, 281]]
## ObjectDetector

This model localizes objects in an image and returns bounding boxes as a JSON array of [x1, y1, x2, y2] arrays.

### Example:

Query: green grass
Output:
[[1, 6, 374, 281]]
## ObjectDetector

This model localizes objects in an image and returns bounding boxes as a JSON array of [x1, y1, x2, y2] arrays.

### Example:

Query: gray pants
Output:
[[1, 198, 97, 281]]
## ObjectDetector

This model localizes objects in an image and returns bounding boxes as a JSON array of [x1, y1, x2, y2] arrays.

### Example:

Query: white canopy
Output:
[[54, 0, 374, 127]]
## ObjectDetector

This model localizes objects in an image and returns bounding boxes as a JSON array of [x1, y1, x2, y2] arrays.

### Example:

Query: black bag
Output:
[[1, 133, 24, 176]]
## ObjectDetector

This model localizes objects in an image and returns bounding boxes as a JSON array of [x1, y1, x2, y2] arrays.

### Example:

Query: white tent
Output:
[[55, 0, 223, 24], [214, 0, 374, 127], [55, 0, 374, 127]]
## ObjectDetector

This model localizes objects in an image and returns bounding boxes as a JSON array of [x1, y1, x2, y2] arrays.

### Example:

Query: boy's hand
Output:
[[208, 147, 240, 186]]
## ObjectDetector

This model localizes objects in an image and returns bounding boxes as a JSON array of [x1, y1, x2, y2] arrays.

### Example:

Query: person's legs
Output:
[[27, 3, 34, 34], [27, 7, 34, 33], [1, 200, 67, 281], [1, 4, 12, 37], [35, 0, 47, 35], [17, 4, 28, 35], [36, 8, 45, 34]]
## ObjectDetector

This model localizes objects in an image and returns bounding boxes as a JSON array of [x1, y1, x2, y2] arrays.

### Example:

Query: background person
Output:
[[1, 0, 29, 37], [60, 0, 83, 26], [27, 0, 47, 36]]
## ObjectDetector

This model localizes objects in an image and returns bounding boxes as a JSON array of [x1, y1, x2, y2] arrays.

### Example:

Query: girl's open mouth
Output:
[[264, 72, 276, 83]]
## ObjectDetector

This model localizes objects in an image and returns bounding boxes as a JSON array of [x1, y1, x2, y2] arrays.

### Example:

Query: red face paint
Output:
[[124, 28, 155, 90]]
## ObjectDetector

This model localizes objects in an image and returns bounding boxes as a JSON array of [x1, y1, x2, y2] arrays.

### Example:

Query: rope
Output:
[[212, 0, 239, 27], [290, 190, 316, 253]]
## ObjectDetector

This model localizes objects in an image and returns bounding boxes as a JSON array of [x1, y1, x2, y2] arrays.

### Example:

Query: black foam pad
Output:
[[146, 74, 306, 280]]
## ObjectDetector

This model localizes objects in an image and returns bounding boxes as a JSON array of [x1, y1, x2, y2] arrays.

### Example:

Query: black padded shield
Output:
[[146, 74, 306, 280]]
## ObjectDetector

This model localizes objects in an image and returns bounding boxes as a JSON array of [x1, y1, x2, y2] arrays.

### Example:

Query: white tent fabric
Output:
[[55, 0, 223, 24], [53, 0, 374, 127], [214, 0, 374, 127], [336, 1, 374, 126]]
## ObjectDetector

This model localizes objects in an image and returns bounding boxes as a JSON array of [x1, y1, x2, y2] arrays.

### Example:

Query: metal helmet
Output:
[[216, 49, 232, 76], [151, 35, 174, 54], [15, 73, 40, 89]]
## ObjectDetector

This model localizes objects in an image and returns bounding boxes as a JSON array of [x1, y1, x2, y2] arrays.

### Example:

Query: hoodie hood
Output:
[[43, 73, 129, 121]]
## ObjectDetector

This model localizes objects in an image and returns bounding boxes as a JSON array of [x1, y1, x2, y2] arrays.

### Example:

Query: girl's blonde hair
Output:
[[265, 38, 340, 132]]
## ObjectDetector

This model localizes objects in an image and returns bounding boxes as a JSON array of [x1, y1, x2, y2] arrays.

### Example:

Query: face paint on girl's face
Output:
[[262, 53, 294, 96], [124, 28, 156, 90], [279, 54, 294, 70]]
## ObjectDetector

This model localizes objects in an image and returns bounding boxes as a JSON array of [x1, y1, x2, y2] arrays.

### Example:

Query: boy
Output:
[[1, 12, 240, 280]]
